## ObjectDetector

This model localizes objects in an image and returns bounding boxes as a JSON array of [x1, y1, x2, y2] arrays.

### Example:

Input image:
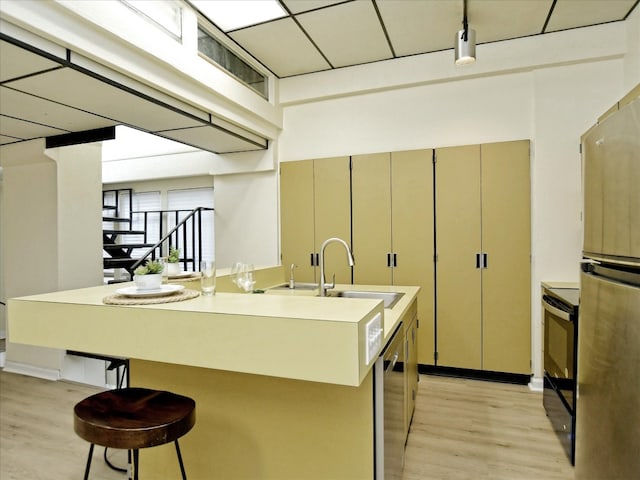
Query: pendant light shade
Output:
[[455, 0, 476, 65], [455, 27, 476, 65]]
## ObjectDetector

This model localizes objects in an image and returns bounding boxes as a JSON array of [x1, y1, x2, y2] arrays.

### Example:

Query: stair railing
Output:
[[130, 207, 214, 273]]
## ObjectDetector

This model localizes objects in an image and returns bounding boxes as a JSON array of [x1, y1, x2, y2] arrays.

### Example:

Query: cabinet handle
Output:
[[476, 253, 481, 269], [483, 253, 488, 269], [393, 253, 398, 267], [310, 253, 315, 266], [387, 253, 391, 267]]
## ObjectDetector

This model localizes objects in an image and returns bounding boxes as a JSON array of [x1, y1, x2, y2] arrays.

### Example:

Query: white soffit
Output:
[[296, 1, 392, 68], [546, 0, 638, 32], [229, 17, 330, 77]]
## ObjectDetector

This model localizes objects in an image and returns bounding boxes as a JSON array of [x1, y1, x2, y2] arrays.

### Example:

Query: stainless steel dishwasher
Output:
[[374, 324, 405, 480]]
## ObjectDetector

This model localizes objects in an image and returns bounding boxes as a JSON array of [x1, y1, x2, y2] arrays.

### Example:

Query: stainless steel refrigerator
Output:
[[577, 96, 640, 479]]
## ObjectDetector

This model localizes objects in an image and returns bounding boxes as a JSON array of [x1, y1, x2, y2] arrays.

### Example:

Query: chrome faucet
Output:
[[319, 237, 355, 297], [289, 263, 297, 289]]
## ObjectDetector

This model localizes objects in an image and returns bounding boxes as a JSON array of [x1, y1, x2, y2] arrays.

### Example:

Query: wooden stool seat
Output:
[[74, 387, 195, 479]]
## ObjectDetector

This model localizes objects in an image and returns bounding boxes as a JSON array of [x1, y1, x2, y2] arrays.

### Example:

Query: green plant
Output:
[[168, 247, 180, 263], [133, 259, 163, 276]]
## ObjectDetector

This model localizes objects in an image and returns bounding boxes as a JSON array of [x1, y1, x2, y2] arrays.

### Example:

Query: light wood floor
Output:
[[402, 374, 574, 480], [0, 370, 574, 479], [0, 370, 126, 480]]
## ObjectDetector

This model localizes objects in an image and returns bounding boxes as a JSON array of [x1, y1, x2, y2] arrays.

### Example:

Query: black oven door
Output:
[[543, 294, 576, 410], [543, 292, 577, 464]]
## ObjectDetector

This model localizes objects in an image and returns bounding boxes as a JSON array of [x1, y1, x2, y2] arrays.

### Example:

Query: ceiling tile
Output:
[[1, 134, 23, 146], [467, 0, 554, 44], [377, 0, 460, 55], [160, 125, 266, 153], [297, 0, 393, 68], [0, 40, 63, 82], [0, 86, 117, 134], [282, 0, 346, 15], [6, 68, 204, 132], [229, 17, 330, 77], [546, 0, 636, 32], [0, 113, 69, 140]]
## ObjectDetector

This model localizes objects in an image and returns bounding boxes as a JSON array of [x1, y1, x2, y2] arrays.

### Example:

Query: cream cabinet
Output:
[[404, 300, 418, 438], [435, 140, 531, 374], [351, 150, 435, 366], [280, 157, 351, 284], [351, 153, 392, 284]]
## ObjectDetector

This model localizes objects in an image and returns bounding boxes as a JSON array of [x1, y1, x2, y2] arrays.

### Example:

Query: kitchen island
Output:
[[8, 268, 419, 479]]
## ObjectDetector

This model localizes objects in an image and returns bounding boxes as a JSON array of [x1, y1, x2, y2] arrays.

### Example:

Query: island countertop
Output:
[[8, 279, 419, 387]]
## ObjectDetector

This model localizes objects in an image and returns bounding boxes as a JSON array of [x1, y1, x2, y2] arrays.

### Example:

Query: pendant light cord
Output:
[[461, 0, 469, 41]]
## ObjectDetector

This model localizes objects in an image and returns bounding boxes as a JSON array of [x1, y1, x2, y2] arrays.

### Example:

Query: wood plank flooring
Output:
[[0, 370, 574, 479], [0, 370, 126, 480], [401, 374, 574, 480]]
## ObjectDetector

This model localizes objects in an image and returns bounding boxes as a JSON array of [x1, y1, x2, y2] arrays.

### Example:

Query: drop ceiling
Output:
[[0, 34, 267, 153], [1, 0, 637, 153], [222, 0, 638, 77]]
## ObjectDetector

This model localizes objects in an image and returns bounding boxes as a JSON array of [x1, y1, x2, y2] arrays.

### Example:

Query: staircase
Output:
[[102, 189, 153, 281], [102, 188, 214, 282]]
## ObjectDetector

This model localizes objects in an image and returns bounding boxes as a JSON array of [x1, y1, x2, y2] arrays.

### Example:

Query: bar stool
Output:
[[74, 387, 196, 480]]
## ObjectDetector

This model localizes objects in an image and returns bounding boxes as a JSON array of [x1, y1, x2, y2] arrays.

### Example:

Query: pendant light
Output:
[[455, 0, 476, 65]]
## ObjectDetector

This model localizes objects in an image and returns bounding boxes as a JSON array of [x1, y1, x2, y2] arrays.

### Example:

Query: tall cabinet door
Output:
[[481, 140, 531, 374], [391, 149, 435, 365], [352, 153, 393, 285], [435, 145, 482, 369], [280, 161, 315, 283], [314, 156, 352, 285]]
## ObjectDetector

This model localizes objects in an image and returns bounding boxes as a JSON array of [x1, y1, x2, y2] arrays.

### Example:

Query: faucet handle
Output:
[[324, 273, 336, 291], [289, 264, 297, 289]]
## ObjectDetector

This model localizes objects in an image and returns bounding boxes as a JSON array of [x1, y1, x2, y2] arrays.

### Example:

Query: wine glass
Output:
[[230, 262, 241, 286]]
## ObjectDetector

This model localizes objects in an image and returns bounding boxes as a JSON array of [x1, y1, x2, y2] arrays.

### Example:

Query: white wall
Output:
[[0, 140, 103, 379], [278, 22, 638, 383], [213, 170, 280, 269]]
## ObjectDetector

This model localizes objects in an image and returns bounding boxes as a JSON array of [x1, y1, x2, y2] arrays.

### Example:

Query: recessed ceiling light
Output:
[[191, 0, 286, 31]]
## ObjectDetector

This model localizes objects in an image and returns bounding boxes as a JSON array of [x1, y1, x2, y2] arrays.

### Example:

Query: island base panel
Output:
[[130, 359, 375, 480]]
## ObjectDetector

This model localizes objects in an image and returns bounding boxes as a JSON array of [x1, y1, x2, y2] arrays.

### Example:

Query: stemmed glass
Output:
[[230, 262, 242, 287]]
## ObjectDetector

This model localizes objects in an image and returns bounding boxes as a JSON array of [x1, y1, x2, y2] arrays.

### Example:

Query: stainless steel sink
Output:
[[271, 282, 319, 291], [324, 290, 404, 309]]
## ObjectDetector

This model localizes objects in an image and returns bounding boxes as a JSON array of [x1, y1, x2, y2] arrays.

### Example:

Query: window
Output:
[[105, 186, 214, 269], [197, 26, 268, 99], [124, 191, 162, 259], [167, 187, 215, 263]]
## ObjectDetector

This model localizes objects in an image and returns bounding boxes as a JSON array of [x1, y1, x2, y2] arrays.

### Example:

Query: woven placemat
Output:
[[169, 272, 201, 281], [103, 288, 200, 305]]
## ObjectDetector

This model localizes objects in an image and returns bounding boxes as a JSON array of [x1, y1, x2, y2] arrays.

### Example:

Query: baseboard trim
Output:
[[528, 376, 544, 392], [418, 364, 531, 385], [2, 361, 60, 381]]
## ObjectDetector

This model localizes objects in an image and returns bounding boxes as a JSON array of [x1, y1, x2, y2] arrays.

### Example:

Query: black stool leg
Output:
[[132, 449, 139, 480], [83, 443, 95, 480], [175, 439, 187, 480]]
